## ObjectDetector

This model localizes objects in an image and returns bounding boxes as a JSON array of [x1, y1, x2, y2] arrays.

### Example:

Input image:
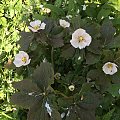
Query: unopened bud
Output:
[[54, 73, 61, 80], [68, 85, 75, 91]]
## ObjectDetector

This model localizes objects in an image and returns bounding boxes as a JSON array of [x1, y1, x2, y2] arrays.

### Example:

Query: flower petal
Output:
[[70, 39, 79, 48], [13, 60, 23, 67], [30, 20, 41, 27], [40, 22, 46, 29], [28, 26, 38, 32]]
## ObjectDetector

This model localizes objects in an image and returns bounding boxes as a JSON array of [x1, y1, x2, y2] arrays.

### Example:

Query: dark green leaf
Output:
[[61, 44, 75, 58], [97, 8, 111, 20], [66, 93, 100, 120], [50, 38, 64, 48], [107, 84, 120, 97], [108, 34, 120, 48], [18, 32, 34, 51], [86, 52, 100, 65], [32, 62, 54, 91], [102, 108, 115, 120], [13, 79, 40, 93], [11, 92, 39, 109], [44, 4, 65, 17], [100, 20, 116, 45], [27, 99, 61, 120]]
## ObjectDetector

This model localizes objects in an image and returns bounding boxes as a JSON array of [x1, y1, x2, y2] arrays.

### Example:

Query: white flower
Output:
[[13, 51, 31, 67], [70, 28, 92, 49], [59, 19, 70, 28], [42, 8, 51, 13], [82, 5, 87, 11], [66, 15, 72, 19], [28, 20, 46, 32], [68, 85, 75, 91], [61, 112, 65, 118], [102, 62, 118, 75], [45, 102, 52, 116], [109, 16, 114, 20], [118, 89, 120, 94]]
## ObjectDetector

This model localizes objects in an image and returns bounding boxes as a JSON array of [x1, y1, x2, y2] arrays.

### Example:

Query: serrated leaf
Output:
[[71, 15, 82, 30], [100, 20, 116, 45], [28, 98, 61, 120], [108, 34, 120, 48], [66, 93, 100, 120], [86, 52, 100, 65], [44, 4, 65, 17], [11, 92, 39, 109], [102, 108, 115, 120], [18, 32, 34, 51], [61, 44, 75, 58], [84, 23, 100, 38], [32, 62, 54, 91], [97, 8, 111, 20], [34, 31, 48, 44], [13, 79, 40, 93], [107, 84, 120, 97], [50, 38, 64, 48], [55, 0, 63, 7]]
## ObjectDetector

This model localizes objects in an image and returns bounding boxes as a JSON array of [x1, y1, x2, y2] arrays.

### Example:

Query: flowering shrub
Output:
[[10, 0, 120, 120]]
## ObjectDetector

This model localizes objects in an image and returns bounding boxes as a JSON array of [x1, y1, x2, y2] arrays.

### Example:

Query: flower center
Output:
[[107, 63, 113, 69], [33, 25, 40, 30], [22, 57, 27, 63], [78, 36, 84, 42]]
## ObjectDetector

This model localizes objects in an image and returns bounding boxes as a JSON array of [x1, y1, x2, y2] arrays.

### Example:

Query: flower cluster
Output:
[[13, 19, 118, 76]]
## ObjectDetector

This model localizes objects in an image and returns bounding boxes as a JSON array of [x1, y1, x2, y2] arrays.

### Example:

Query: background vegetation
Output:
[[1, 0, 120, 120]]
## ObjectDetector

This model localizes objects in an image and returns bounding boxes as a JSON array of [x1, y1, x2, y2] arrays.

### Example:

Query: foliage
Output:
[[1, 0, 120, 120]]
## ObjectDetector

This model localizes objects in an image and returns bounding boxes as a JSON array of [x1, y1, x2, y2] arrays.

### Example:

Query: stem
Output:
[[51, 47, 54, 68], [54, 90, 73, 99]]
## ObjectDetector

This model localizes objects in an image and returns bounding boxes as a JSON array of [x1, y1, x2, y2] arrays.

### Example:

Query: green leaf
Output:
[[49, 26, 64, 48], [86, 3, 97, 18], [13, 79, 40, 93], [71, 15, 87, 30], [107, 84, 120, 97], [108, 34, 120, 48], [44, 4, 65, 17], [97, 8, 111, 21], [100, 20, 116, 45], [61, 44, 75, 59], [102, 108, 115, 120], [34, 31, 48, 44], [84, 23, 100, 38], [57, 97, 73, 108], [27, 98, 61, 120], [49, 37, 64, 48], [85, 52, 100, 65], [109, 0, 120, 11], [11, 92, 39, 109], [18, 32, 34, 51], [55, 0, 63, 7], [32, 62, 54, 91], [66, 93, 100, 120]]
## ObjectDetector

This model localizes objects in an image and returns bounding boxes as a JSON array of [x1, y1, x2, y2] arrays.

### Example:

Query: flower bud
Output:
[[54, 73, 61, 80], [68, 85, 75, 91]]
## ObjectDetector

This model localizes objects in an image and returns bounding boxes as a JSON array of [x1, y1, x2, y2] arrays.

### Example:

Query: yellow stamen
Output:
[[33, 25, 39, 30], [78, 36, 84, 42], [107, 63, 113, 69], [22, 57, 27, 63]]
